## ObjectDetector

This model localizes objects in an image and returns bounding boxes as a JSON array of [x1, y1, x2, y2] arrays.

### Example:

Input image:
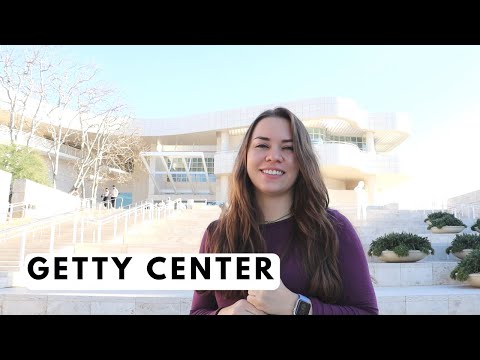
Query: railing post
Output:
[[124, 212, 129, 243], [49, 223, 55, 253], [113, 215, 117, 242], [97, 222, 102, 243], [73, 216, 78, 244], [81, 217, 85, 243], [19, 231, 27, 270]]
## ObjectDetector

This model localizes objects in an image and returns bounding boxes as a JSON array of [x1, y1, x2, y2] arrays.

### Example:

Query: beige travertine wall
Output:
[[11, 178, 80, 218], [324, 178, 346, 190], [47, 158, 78, 193], [328, 189, 356, 207], [447, 190, 480, 210], [0, 169, 12, 222]]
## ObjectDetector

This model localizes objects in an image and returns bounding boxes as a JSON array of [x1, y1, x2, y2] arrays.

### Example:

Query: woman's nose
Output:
[[266, 147, 283, 162]]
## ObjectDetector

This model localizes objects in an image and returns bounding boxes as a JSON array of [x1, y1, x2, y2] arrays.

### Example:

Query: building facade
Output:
[[134, 97, 411, 208]]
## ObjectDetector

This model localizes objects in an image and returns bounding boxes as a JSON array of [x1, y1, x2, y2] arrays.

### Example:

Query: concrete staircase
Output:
[[0, 208, 132, 272], [335, 205, 480, 315], [0, 205, 221, 314], [1, 204, 479, 314]]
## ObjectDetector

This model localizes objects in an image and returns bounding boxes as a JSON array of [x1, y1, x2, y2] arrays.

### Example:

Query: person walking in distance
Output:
[[354, 181, 368, 221], [102, 187, 110, 208], [111, 185, 119, 208]]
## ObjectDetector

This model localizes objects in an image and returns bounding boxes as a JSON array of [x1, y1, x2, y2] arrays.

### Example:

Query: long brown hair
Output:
[[205, 107, 342, 303]]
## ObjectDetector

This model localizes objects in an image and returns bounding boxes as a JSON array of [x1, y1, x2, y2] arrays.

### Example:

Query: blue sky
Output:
[[47, 46, 480, 203]]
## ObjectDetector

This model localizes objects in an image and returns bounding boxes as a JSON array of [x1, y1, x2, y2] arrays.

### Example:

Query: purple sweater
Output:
[[190, 209, 378, 315]]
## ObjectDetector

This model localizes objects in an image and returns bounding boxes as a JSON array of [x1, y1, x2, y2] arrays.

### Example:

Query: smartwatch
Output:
[[293, 294, 312, 315]]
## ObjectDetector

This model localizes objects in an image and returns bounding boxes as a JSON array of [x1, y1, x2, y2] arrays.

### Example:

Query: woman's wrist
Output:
[[285, 291, 299, 315]]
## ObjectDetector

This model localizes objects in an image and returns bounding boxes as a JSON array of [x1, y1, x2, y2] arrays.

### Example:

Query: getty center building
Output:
[[130, 97, 410, 208]]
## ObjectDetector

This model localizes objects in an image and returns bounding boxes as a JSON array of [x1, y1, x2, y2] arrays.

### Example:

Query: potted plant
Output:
[[450, 248, 480, 287], [427, 213, 466, 234], [368, 232, 434, 263], [424, 211, 451, 226], [445, 234, 480, 260], [471, 219, 480, 233]]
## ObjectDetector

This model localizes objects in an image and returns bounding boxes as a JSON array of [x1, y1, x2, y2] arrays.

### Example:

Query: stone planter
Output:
[[467, 273, 480, 288], [430, 226, 466, 234], [378, 250, 427, 263], [452, 249, 473, 260]]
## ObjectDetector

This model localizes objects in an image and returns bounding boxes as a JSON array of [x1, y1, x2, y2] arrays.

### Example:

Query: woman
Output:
[[190, 107, 378, 315]]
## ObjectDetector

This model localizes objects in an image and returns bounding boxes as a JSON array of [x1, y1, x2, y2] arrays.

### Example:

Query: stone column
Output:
[[365, 131, 376, 154], [215, 131, 230, 202], [218, 175, 229, 202], [366, 175, 377, 206], [220, 130, 229, 151], [149, 156, 156, 197]]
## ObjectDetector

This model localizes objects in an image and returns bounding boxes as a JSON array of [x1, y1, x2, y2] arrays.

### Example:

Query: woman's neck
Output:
[[256, 192, 293, 222]]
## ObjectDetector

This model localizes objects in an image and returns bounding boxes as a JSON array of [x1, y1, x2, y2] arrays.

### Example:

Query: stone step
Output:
[[362, 243, 462, 262], [1, 285, 479, 315], [368, 261, 459, 287], [355, 229, 475, 240], [360, 233, 465, 250], [375, 285, 480, 315], [0, 278, 8, 289], [0, 288, 194, 315], [0, 266, 18, 272], [0, 247, 76, 260]]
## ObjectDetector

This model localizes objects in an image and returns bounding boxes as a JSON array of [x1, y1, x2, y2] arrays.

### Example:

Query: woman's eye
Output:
[[256, 144, 268, 148], [283, 147, 294, 151]]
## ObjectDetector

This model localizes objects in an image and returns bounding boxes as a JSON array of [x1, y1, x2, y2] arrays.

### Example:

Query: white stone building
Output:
[[134, 97, 411, 208], [0, 95, 411, 207]]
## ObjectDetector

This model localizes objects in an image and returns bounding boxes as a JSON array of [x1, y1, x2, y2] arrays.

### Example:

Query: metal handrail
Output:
[[0, 198, 185, 270], [6, 201, 28, 221], [0, 210, 78, 238]]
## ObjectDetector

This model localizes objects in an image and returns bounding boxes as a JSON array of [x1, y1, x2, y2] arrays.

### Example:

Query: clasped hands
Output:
[[217, 279, 298, 315]]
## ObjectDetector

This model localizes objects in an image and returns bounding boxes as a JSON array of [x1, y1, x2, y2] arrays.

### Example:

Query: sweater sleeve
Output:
[[310, 210, 378, 315], [189, 225, 220, 315]]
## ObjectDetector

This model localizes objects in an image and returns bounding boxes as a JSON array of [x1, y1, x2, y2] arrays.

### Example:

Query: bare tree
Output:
[[71, 94, 147, 200], [69, 85, 117, 194], [0, 46, 55, 145], [94, 127, 147, 198], [44, 61, 98, 188], [1, 46, 145, 197]]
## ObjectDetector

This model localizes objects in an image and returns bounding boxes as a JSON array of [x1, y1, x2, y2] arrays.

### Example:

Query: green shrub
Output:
[[445, 234, 480, 254], [450, 248, 480, 282], [0, 144, 50, 186], [471, 219, 480, 231], [427, 213, 466, 230], [368, 232, 434, 257], [424, 211, 451, 223]]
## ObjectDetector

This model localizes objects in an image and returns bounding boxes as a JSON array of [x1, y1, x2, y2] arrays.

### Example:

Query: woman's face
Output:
[[246, 116, 299, 198]]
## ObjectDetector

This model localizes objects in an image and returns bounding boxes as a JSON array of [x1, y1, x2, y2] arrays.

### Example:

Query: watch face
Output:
[[297, 300, 311, 315]]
